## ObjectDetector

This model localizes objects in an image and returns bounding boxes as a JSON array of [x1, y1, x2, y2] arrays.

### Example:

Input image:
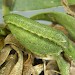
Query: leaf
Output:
[[0, 45, 12, 66], [23, 54, 36, 75], [9, 45, 23, 75], [23, 53, 43, 75], [55, 54, 70, 75], [30, 12, 75, 41], [33, 64, 43, 75], [0, 54, 17, 75], [2, 0, 75, 11], [61, 0, 75, 17], [56, 39, 75, 63]]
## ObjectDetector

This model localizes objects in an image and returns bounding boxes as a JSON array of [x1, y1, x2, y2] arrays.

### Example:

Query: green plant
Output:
[[0, 0, 75, 75]]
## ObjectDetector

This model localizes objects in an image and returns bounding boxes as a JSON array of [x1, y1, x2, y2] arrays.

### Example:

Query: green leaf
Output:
[[55, 54, 70, 75], [13, 0, 61, 11], [2, 0, 75, 11], [13, 0, 75, 11], [30, 12, 75, 41]]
